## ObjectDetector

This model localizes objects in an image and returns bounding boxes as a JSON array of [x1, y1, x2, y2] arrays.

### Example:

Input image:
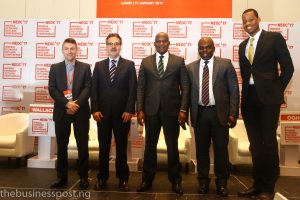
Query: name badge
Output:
[[63, 89, 73, 101]]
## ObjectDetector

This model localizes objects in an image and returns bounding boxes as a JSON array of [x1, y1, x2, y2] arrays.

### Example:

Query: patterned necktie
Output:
[[109, 60, 117, 83], [202, 60, 209, 106], [158, 55, 164, 77], [248, 38, 255, 64]]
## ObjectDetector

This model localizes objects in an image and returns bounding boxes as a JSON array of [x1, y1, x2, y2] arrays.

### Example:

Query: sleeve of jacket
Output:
[[136, 60, 146, 112], [75, 64, 92, 106], [276, 33, 294, 90], [125, 61, 137, 114], [226, 60, 240, 118], [179, 58, 190, 111], [48, 64, 69, 108], [90, 63, 99, 113]]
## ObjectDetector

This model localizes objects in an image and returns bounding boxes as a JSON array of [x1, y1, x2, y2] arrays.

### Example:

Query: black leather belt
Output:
[[199, 105, 216, 109]]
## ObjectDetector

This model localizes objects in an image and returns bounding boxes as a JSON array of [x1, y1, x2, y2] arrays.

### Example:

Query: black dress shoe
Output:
[[94, 179, 107, 191], [256, 192, 275, 200], [238, 187, 261, 197], [172, 183, 183, 195], [50, 178, 67, 189], [137, 181, 152, 192], [198, 183, 209, 194], [119, 180, 129, 191], [79, 177, 89, 189], [216, 186, 228, 197]]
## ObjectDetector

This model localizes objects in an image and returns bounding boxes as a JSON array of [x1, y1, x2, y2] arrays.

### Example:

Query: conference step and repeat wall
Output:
[[0, 19, 300, 155]]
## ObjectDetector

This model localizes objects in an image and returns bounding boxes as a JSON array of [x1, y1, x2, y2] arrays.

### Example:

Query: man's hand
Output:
[[92, 112, 103, 122], [66, 100, 79, 113], [122, 112, 133, 122], [137, 111, 145, 126], [66, 108, 76, 115], [178, 111, 187, 130], [227, 115, 237, 128]]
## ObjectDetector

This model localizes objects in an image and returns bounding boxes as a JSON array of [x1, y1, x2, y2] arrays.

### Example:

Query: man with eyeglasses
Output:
[[91, 33, 137, 192], [136, 32, 189, 195], [187, 37, 239, 197]]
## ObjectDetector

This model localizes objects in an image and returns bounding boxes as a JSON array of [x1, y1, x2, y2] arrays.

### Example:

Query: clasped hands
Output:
[[66, 100, 79, 115], [137, 111, 187, 130]]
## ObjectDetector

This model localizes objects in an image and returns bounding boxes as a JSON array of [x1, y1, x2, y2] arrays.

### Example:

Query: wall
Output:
[[0, 0, 300, 21]]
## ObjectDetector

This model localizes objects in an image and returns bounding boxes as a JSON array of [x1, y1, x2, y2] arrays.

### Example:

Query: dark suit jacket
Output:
[[239, 30, 294, 105], [136, 53, 189, 117], [187, 57, 239, 127], [91, 57, 137, 117], [48, 60, 91, 121]]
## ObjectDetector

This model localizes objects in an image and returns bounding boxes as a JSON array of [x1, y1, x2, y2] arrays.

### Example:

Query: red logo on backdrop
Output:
[[3, 42, 25, 58], [36, 21, 58, 37], [99, 20, 122, 37], [4, 21, 27, 37], [132, 21, 155, 37], [167, 21, 192, 38], [132, 43, 153, 59]]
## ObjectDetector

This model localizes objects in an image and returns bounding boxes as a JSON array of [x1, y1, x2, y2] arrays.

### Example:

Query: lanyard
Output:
[[66, 66, 74, 90]]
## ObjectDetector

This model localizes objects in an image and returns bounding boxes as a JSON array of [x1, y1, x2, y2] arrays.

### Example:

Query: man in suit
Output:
[[136, 32, 189, 195], [187, 37, 239, 197], [237, 9, 294, 200], [91, 33, 137, 192], [48, 38, 91, 189]]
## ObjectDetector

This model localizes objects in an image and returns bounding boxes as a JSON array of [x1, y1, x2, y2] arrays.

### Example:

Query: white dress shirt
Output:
[[156, 52, 169, 71]]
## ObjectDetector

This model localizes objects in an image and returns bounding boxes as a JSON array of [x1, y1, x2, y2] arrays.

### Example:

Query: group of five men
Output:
[[48, 8, 294, 200]]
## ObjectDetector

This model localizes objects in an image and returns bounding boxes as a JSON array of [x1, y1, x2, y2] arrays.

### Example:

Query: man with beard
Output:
[[91, 33, 137, 192]]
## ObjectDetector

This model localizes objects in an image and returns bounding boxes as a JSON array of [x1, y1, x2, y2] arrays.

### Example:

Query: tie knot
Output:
[[250, 37, 255, 44], [159, 55, 164, 60], [111, 60, 116, 65], [204, 60, 209, 66]]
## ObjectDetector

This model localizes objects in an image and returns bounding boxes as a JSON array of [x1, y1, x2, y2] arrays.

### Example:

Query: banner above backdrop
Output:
[[97, 0, 232, 18]]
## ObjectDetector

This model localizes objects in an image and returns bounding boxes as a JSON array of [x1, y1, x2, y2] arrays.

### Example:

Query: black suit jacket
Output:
[[48, 60, 92, 121], [187, 57, 239, 127], [91, 57, 137, 117], [239, 30, 294, 105], [136, 53, 189, 116]]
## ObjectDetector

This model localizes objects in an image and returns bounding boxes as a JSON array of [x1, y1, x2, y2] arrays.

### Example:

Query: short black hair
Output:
[[242, 8, 259, 18], [106, 33, 122, 45], [62, 38, 77, 47]]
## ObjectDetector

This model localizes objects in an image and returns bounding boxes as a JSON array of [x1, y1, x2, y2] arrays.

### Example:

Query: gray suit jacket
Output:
[[187, 57, 239, 127], [137, 53, 189, 117]]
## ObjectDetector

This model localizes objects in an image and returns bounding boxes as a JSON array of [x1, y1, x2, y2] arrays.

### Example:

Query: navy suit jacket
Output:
[[48, 60, 91, 121], [91, 57, 137, 118]]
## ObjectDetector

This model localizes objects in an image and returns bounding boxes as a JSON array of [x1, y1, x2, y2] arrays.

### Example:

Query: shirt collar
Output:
[[156, 52, 169, 60], [200, 56, 214, 67], [109, 56, 120, 64], [65, 60, 75, 69], [249, 28, 262, 41]]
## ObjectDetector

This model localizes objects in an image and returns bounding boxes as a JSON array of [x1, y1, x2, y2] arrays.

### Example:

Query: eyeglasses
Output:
[[106, 42, 121, 47]]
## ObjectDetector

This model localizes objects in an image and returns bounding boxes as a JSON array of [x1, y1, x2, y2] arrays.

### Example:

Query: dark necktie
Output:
[[110, 60, 116, 83], [158, 55, 164, 77], [202, 60, 209, 106]]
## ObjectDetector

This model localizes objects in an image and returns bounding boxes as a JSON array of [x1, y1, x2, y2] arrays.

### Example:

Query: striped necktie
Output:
[[110, 60, 117, 83], [158, 55, 164, 77], [202, 60, 209, 106]]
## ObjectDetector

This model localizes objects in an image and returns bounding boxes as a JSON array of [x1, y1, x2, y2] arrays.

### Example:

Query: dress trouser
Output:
[[97, 116, 130, 181], [241, 85, 280, 193], [55, 114, 89, 179], [142, 110, 182, 184], [195, 106, 230, 186]]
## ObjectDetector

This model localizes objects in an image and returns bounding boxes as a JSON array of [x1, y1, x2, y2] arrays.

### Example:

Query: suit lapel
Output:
[[212, 57, 220, 86], [103, 58, 110, 83], [112, 57, 123, 84], [252, 30, 266, 65], [152, 54, 160, 78], [194, 59, 200, 90], [72, 60, 80, 91], [60, 61, 68, 90]]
